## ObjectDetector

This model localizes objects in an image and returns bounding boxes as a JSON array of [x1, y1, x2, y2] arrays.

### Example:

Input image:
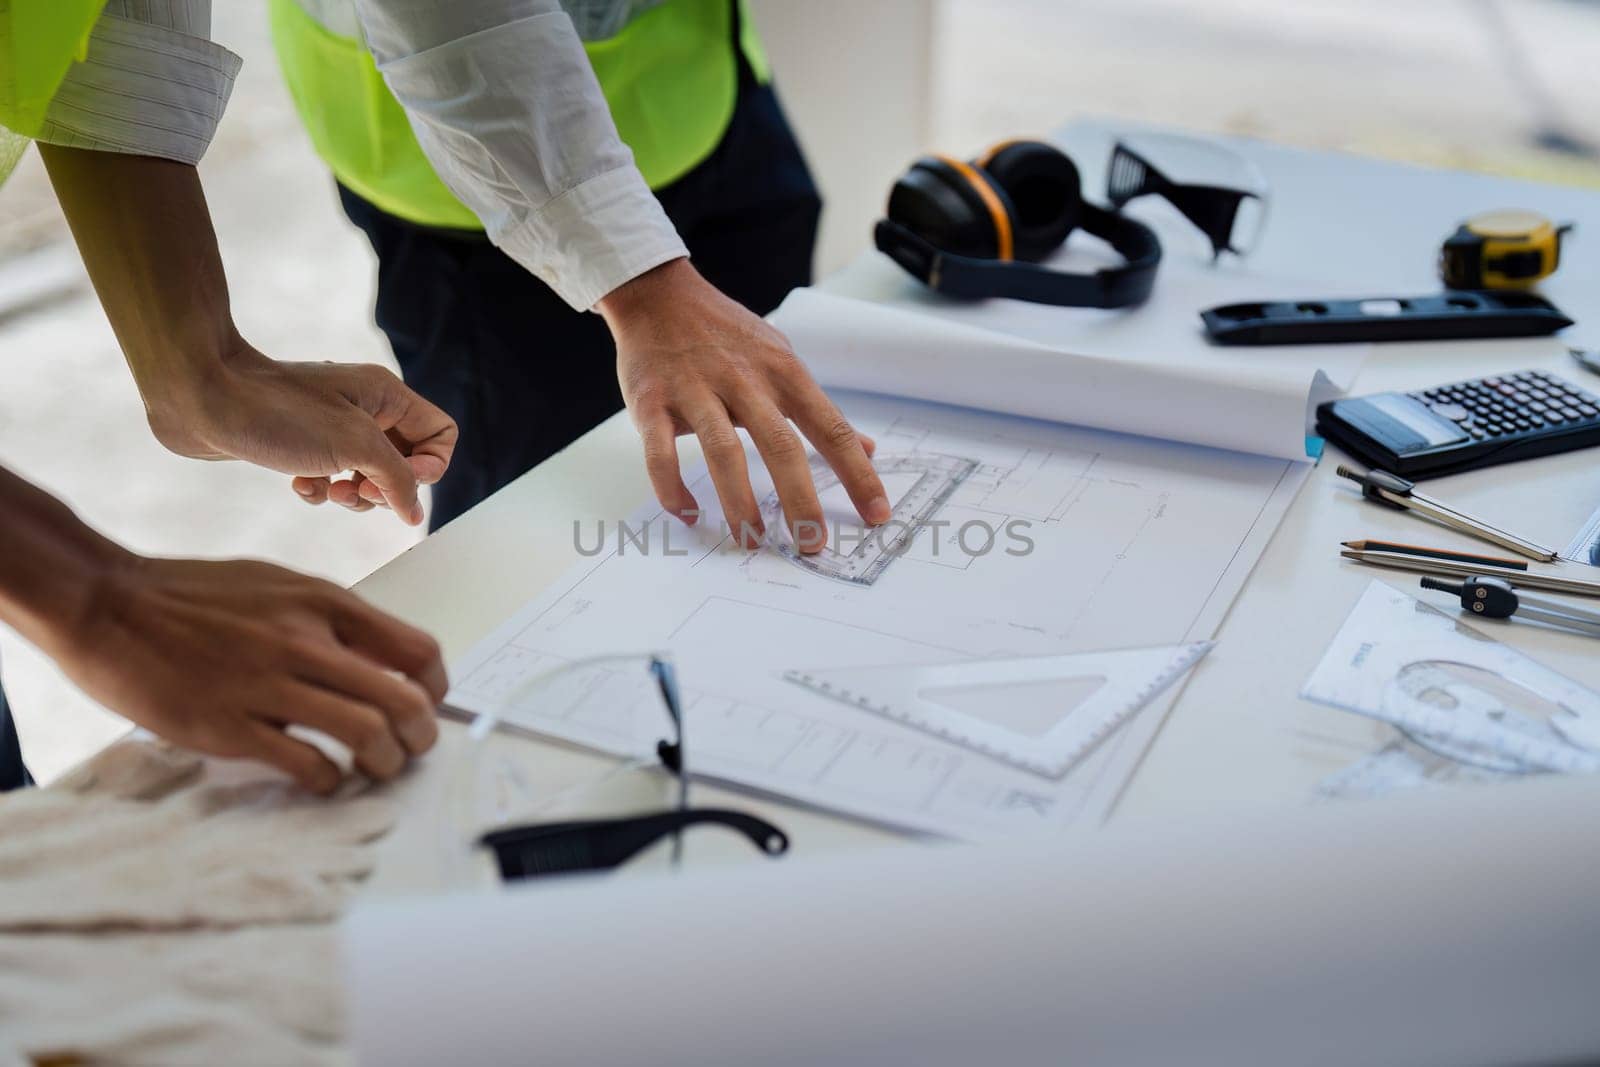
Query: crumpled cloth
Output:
[[0, 739, 397, 1065], [0, 927, 345, 1067], [0, 739, 393, 930]]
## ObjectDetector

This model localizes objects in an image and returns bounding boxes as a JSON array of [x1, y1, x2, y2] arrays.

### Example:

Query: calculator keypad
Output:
[[1409, 371, 1600, 442]]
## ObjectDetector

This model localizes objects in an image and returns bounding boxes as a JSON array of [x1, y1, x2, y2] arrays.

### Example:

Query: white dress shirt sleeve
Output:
[[353, 0, 690, 312], [34, 0, 241, 166]]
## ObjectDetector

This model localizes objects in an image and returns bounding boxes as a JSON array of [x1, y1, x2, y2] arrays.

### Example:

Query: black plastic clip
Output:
[[1420, 575, 1519, 618], [1355, 467, 1415, 508]]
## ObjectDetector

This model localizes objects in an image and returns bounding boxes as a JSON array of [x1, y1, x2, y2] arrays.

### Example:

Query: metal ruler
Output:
[[761, 452, 978, 587], [783, 642, 1213, 778]]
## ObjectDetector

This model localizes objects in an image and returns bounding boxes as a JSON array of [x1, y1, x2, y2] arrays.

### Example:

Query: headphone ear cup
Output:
[[979, 141, 1083, 262], [887, 157, 1016, 261]]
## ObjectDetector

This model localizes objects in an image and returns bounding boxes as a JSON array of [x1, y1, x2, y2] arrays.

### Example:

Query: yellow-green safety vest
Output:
[[268, 0, 770, 232], [0, 0, 109, 183]]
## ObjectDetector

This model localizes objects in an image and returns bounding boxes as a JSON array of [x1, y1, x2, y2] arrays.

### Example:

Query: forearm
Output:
[[0, 466, 134, 659], [37, 143, 240, 425], [0, 471, 444, 792]]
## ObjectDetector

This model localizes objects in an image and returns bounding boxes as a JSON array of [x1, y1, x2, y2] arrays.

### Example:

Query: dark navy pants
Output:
[[339, 67, 822, 531], [1, 679, 32, 791]]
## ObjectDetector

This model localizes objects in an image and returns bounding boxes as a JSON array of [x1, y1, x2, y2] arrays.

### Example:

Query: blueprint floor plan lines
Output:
[[873, 415, 1103, 528], [446, 391, 1313, 837]]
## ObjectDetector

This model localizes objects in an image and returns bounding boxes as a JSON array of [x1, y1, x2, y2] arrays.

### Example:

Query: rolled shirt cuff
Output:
[[493, 165, 691, 312], [35, 13, 242, 165]]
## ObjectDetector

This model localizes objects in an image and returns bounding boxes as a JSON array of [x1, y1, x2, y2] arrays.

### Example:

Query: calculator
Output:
[[1315, 370, 1600, 478]]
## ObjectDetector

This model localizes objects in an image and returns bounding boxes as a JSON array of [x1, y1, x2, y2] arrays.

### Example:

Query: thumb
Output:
[[351, 424, 424, 526], [349, 366, 458, 486], [356, 455, 444, 507], [407, 452, 448, 486]]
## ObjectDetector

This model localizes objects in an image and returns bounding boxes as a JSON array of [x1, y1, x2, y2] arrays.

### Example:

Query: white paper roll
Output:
[[771, 281, 1349, 463]]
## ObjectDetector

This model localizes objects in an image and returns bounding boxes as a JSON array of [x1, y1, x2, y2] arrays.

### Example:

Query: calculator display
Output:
[[1365, 394, 1469, 447]]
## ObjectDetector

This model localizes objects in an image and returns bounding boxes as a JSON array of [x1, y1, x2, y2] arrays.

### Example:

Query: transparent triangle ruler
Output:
[[759, 452, 978, 586], [783, 642, 1213, 778]]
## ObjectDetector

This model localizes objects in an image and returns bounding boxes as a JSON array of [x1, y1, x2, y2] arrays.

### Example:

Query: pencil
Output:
[[1340, 539, 1529, 571], [1340, 549, 1600, 599], [1334, 466, 1559, 562]]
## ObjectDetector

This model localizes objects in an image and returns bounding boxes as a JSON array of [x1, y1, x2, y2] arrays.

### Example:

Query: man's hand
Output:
[[54, 555, 445, 794], [146, 340, 458, 527], [36, 144, 456, 527], [0, 465, 443, 794], [599, 259, 890, 553]]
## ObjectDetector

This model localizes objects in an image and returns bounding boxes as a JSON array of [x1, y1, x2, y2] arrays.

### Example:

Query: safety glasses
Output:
[[450, 654, 789, 882], [1107, 133, 1269, 260]]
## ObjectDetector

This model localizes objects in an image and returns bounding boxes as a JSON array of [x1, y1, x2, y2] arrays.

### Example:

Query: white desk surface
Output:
[[356, 128, 1600, 895]]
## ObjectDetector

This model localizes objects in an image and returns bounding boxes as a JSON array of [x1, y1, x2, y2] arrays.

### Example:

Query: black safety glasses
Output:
[[1107, 135, 1269, 260]]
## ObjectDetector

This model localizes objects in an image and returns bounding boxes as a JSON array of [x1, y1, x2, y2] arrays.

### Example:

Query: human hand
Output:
[[51, 555, 446, 794], [36, 146, 454, 526], [147, 341, 457, 527], [599, 258, 889, 553]]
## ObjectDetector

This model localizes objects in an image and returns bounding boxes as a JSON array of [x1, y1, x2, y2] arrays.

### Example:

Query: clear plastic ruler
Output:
[[1303, 581, 1600, 776], [759, 452, 978, 586], [1348, 668, 1599, 775], [783, 642, 1213, 778]]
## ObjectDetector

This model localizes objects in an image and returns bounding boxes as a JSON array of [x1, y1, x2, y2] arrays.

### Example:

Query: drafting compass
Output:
[[1421, 575, 1600, 640]]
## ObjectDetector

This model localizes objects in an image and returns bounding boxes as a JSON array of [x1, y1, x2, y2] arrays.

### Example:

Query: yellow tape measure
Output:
[[1439, 209, 1572, 290]]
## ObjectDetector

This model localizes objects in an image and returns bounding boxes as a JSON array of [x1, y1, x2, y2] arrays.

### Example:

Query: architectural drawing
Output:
[[448, 392, 1309, 838]]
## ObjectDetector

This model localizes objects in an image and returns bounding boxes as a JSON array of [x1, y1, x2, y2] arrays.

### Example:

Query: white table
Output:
[[356, 126, 1600, 895]]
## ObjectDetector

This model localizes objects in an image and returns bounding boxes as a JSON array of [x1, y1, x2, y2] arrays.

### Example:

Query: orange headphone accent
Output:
[[933, 153, 1014, 262], [975, 139, 1024, 168]]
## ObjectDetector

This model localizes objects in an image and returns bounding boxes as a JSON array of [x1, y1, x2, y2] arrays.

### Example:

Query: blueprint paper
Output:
[[446, 393, 1309, 839], [773, 251, 1368, 463]]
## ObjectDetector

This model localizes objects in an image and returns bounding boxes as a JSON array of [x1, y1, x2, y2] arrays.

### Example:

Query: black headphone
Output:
[[874, 140, 1162, 308]]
